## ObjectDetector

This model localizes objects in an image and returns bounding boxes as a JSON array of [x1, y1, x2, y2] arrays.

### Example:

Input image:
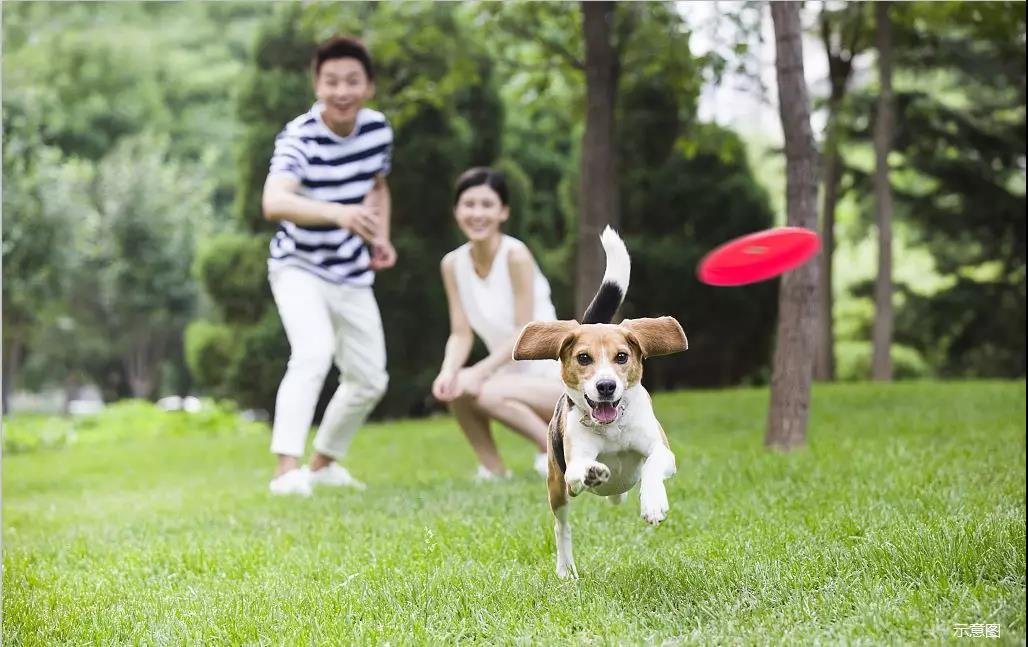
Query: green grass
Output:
[[4, 381, 1025, 645]]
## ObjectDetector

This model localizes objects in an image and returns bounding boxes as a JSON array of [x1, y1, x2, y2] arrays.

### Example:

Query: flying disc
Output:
[[697, 227, 820, 286]]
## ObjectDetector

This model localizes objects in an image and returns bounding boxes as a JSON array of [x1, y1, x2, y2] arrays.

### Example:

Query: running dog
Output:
[[513, 227, 688, 578]]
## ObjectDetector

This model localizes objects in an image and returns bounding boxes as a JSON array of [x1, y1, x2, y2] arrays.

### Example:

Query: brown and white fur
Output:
[[513, 227, 688, 579]]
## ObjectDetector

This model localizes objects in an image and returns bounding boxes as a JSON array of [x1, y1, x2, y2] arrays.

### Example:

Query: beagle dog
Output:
[[513, 227, 688, 579]]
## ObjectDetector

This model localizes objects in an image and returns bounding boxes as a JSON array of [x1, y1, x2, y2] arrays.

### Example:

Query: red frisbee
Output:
[[697, 227, 820, 286]]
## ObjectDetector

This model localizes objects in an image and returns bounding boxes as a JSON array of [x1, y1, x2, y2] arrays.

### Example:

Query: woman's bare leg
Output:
[[475, 375, 565, 452], [449, 394, 506, 475]]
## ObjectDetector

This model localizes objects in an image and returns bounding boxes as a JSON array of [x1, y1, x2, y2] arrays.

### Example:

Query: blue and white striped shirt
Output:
[[267, 103, 393, 286]]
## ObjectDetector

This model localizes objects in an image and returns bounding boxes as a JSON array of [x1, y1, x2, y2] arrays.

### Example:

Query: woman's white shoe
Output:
[[474, 465, 512, 482], [533, 452, 549, 477]]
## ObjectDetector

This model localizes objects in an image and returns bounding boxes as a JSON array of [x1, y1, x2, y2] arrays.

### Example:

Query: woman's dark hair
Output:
[[312, 36, 374, 80], [453, 167, 509, 206]]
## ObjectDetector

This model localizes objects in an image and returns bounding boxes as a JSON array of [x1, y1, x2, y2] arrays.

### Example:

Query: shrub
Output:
[[184, 320, 239, 395], [2, 399, 267, 455], [223, 309, 289, 411], [836, 341, 932, 381], [193, 232, 271, 324]]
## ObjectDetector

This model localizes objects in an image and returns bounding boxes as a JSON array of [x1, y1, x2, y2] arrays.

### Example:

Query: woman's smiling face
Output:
[[454, 184, 509, 242]]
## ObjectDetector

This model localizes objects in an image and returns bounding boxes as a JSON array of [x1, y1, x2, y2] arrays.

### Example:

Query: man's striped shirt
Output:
[[267, 103, 393, 286]]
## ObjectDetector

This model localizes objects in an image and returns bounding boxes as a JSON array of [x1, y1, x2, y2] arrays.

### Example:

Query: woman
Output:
[[432, 167, 564, 480]]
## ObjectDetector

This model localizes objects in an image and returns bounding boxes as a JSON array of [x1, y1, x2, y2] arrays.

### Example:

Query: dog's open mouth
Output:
[[584, 395, 621, 424]]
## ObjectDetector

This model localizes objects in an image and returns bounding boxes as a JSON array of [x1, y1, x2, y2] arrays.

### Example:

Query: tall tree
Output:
[[92, 135, 210, 398], [836, 2, 1024, 379], [766, 2, 820, 451], [871, 1, 895, 380], [0, 96, 85, 412], [577, 1, 621, 316], [814, 1, 868, 381]]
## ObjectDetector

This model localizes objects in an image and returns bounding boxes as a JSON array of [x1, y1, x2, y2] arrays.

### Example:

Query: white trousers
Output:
[[268, 266, 388, 459]]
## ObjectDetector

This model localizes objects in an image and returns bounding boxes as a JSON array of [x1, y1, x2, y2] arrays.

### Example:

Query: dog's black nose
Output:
[[596, 379, 617, 399]]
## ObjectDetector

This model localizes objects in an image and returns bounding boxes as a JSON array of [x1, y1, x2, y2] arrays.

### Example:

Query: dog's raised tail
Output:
[[581, 226, 631, 325]]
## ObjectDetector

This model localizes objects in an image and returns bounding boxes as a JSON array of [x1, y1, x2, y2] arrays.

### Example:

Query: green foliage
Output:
[[1, 95, 89, 346], [233, 5, 317, 232], [4, 382, 1025, 642], [184, 310, 287, 412], [224, 310, 289, 412], [620, 133, 779, 387], [835, 341, 932, 381], [1, 399, 266, 455], [1, 2, 263, 400], [839, 2, 1026, 378], [184, 321, 238, 396], [86, 135, 212, 397], [617, 42, 777, 387], [194, 234, 272, 324]]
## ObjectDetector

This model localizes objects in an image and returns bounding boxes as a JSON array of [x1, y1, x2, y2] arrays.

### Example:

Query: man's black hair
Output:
[[312, 36, 374, 80]]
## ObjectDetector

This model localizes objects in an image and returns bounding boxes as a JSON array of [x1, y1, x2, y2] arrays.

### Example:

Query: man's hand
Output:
[[335, 204, 378, 241], [369, 239, 397, 270]]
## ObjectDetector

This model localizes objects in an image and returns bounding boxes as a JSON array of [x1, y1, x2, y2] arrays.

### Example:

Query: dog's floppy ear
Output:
[[620, 317, 688, 357], [513, 320, 579, 360]]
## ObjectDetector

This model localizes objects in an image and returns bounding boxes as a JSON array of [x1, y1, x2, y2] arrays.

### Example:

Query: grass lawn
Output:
[[3, 381, 1025, 645]]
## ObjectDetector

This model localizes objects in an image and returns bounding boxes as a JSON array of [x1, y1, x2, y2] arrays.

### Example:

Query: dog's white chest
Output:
[[589, 449, 645, 496]]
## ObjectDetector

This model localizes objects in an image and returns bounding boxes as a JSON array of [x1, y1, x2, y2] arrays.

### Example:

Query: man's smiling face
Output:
[[314, 57, 374, 133]]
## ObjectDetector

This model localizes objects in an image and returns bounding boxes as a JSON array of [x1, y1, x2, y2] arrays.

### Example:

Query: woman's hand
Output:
[[455, 365, 488, 398], [432, 369, 460, 403]]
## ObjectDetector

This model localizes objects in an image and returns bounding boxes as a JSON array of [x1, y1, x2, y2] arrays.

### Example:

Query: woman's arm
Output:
[[433, 254, 475, 401]]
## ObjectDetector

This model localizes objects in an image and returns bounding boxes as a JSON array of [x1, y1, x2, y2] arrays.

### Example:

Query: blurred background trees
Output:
[[3, 1, 1024, 417]]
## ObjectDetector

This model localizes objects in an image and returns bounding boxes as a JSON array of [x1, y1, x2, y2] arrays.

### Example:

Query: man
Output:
[[262, 36, 395, 496]]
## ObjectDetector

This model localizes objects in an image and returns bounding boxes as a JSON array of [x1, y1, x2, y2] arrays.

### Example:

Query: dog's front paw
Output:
[[566, 461, 610, 496], [640, 486, 669, 525], [584, 463, 610, 488]]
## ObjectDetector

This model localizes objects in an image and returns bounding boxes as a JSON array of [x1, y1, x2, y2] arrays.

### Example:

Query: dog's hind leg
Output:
[[553, 504, 577, 579], [607, 492, 627, 505]]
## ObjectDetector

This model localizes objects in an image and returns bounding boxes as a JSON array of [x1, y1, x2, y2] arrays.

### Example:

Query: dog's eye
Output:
[[615, 351, 629, 364], [576, 352, 593, 366]]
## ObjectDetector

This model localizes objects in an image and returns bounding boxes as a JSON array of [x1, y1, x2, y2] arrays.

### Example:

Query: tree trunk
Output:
[[577, 1, 620, 317], [124, 337, 163, 399], [766, 2, 820, 451], [2, 339, 23, 415], [62, 373, 79, 416], [814, 7, 858, 382], [872, 1, 894, 381], [815, 146, 839, 381]]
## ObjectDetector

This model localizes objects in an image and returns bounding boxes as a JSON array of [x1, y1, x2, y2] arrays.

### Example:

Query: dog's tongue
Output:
[[591, 402, 618, 424]]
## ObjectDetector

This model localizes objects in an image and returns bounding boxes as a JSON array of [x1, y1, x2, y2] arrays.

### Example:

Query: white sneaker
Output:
[[269, 467, 312, 497], [474, 465, 512, 482], [308, 463, 366, 490], [534, 452, 549, 477]]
